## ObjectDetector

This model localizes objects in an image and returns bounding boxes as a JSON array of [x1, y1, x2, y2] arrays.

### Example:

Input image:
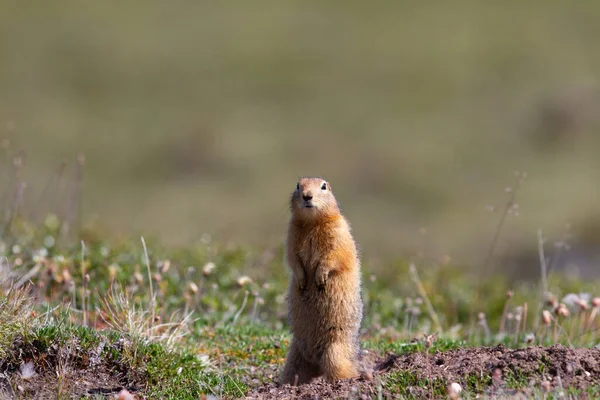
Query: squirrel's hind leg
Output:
[[280, 340, 321, 385]]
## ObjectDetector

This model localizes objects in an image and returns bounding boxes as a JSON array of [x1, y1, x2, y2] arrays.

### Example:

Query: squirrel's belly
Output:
[[289, 279, 362, 364], [289, 276, 362, 335]]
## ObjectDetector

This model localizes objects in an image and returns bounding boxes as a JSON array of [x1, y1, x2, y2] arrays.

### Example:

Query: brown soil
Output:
[[3, 342, 600, 399], [0, 337, 145, 399], [248, 345, 600, 399], [1, 366, 141, 399]]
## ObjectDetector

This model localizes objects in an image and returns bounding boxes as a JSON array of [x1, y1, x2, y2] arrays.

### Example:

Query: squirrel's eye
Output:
[[321, 182, 327, 190], [296, 183, 300, 191]]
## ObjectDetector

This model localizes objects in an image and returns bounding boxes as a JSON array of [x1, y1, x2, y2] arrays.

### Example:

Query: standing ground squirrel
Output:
[[281, 177, 365, 385]]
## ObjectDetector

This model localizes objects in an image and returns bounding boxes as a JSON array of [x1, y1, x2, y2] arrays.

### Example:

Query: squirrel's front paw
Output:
[[296, 275, 306, 291], [315, 268, 329, 289]]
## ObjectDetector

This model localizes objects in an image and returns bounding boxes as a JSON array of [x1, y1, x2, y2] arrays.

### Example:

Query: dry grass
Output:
[[0, 282, 36, 359]]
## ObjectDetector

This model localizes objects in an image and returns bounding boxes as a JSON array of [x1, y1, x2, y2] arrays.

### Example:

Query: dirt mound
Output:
[[249, 345, 600, 399]]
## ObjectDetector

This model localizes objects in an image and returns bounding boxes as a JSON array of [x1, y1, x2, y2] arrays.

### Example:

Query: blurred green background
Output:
[[1, 1, 599, 277]]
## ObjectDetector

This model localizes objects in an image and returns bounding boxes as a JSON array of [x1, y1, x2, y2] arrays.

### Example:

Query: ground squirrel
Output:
[[281, 177, 365, 385]]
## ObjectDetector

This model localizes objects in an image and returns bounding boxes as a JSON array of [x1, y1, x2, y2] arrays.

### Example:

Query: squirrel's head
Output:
[[290, 177, 340, 220]]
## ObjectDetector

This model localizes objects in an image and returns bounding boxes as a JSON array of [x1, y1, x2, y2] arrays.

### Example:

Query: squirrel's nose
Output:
[[302, 193, 313, 201]]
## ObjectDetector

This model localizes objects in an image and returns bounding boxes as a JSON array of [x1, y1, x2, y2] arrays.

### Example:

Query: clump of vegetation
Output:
[[0, 284, 35, 360], [0, 164, 599, 398], [0, 208, 599, 398]]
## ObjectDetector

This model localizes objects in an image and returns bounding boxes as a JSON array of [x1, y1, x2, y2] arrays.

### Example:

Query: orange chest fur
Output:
[[291, 223, 355, 274]]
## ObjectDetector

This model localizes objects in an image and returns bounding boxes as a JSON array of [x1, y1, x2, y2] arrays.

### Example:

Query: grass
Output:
[[383, 370, 448, 398], [0, 213, 599, 399], [0, 285, 35, 359], [10, 322, 229, 399], [0, 286, 245, 398]]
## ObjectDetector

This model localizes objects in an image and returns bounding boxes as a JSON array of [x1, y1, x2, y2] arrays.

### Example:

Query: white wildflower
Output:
[[236, 276, 253, 287], [202, 262, 216, 276]]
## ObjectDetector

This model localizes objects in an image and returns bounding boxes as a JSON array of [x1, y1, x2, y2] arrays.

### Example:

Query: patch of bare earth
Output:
[[1, 367, 141, 399], [248, 345, 600, 399], [0, 338, 145, 399]]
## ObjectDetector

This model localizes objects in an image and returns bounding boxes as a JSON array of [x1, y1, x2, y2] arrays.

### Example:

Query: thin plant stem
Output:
[[409, 263, 442, 334], [233, 290, 249, 325], [473, 172, 525, 333], [81, 240, 87, 327], [141, 236, 155, 335], [481, 175, 523, 275], [522, 302, 528, 335], [499, 294, 512, 335], [61, 154, 85, 238], [534, 230, 548, 331], [29, 161, 66, 223]]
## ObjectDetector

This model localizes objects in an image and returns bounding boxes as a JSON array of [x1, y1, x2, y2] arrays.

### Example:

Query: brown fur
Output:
[[280, 177, 364, 385]]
